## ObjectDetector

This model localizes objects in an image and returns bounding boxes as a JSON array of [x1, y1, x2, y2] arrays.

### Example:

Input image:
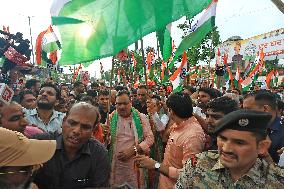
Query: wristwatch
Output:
[[154, 162, 161, 171]]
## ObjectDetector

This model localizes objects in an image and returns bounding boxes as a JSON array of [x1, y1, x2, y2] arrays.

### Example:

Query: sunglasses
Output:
[[0, 166, 32, 175]]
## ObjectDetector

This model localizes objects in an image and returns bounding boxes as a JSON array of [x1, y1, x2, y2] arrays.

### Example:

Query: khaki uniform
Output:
[[175, 150, 284, 189]]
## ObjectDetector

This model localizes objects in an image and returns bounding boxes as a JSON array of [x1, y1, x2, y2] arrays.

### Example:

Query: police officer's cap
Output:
[[214, 109, 272, 134]]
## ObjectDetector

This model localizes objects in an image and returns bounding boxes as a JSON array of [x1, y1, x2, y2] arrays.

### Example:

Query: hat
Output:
[[0, 127, 56, 166], [214, 109, 272, 135]]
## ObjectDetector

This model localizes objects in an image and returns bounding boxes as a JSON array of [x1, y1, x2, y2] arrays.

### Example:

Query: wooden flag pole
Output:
[[105, 57, 115, 146], [208, 31, 213, 88], [140, 39, 148, 89], [107, 57, 115, 118]]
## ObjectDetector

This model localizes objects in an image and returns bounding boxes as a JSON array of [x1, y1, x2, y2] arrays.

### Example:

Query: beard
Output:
[[197, 101, 207, 110], [37, 102, 54, 110], [207, 125, 216, 135]]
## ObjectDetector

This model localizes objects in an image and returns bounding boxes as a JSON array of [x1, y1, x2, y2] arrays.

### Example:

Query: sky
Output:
[[0, 0, 284, 78]]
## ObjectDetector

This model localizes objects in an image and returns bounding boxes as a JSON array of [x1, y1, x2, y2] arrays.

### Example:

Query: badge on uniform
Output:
[[238, 118, 249, 127]]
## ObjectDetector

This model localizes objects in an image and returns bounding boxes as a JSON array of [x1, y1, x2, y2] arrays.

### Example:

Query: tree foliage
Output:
[[101, 70, 111, 81], [177, 19, 221, 67], [265, 58, 280, 73]]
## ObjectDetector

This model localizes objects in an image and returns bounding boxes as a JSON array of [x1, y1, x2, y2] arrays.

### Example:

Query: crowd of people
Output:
[[0, 77, 284, 189]]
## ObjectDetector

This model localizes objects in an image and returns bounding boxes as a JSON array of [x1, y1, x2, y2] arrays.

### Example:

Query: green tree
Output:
[[177, 19, 221, 67], [265, 58, 280, 73], [101, 70, 111, 81]]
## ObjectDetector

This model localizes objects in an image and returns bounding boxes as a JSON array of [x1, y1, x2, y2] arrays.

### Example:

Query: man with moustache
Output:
[[98, 90, 115, 124], [33, 102, 110, 189], [205, 96, 239, 150], [110, 90, 117, 106], [0, 101, 29, 134], [243, 90, 284, 163], [19, 90, 37, 109], [108, 90, 154, 189], [0, 101, 44, 138], [25, 79, 41, 96], [194, 87, 221, 119], [133, 85, 149, 115], [24, 83, 65, 133], [175, 109, 284, 188], [70, 81, 85, 101]]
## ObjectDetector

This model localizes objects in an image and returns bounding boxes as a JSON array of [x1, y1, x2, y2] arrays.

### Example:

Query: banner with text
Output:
[[217, 28, 284, 73]]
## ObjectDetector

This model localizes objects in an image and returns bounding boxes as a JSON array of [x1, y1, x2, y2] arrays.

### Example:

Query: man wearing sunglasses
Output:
[[0, 127, 56, 189]]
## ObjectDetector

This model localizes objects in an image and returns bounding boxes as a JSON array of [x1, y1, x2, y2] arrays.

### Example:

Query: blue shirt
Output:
[[24, 108, 65, 133], [268, 117, 284, 163]]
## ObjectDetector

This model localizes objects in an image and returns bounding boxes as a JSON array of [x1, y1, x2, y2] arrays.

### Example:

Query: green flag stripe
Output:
[[43, 42, 61, 53], [54, 0, 212, 65], [51, 16, 84, 25]]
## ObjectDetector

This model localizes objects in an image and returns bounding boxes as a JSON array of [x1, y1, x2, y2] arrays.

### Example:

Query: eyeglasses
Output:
[[0, 170, 30, 175], [0, 167, 32, 175]]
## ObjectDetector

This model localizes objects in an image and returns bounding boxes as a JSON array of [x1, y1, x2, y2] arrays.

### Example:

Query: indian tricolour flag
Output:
[[169, 51, 187, 93], [35, 25, 61, 65], [241, 50, 264, 91], [234, 67, 243, 89], [241, 71, 260, 92], [186, 66, 198, 77], [169, 0, 218, 69], [42, 26, 61, 53]]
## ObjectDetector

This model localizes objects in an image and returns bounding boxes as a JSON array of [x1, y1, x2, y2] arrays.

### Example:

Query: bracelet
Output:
[[134, 146, 138, 155]]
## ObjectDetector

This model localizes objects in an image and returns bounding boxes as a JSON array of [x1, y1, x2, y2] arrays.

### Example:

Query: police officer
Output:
[[175, 109, 284, 188]]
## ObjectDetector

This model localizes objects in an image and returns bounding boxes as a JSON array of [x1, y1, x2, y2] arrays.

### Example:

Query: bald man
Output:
[[33, 102, 110, 189]]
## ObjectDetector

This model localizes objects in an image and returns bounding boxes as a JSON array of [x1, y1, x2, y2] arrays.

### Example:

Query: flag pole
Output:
[[132, 41, 139, 87], [105, 57, 115, 146], [208, 31, 213, 88], [109, 57, 115, 96], [131, 53, 135, 88], [186, 53, 190, 86], [156, 34, 160, 59], [140, 39, 148, 89], [28, 16, 35, 65]]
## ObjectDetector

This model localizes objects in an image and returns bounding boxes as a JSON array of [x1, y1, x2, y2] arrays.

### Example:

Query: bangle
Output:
[[134, 146, 138, 155]]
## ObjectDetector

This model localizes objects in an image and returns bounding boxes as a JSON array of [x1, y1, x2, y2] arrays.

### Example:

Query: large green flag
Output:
[[157, 24, 172, 62], [51, 0, 211, 65]]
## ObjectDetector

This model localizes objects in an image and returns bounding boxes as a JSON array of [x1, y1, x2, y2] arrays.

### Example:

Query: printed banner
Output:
[[4, 47, 28, 66], [81, 71, 90, 85], [217, 28, 284, 73], [0, 83, 14, 104]]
